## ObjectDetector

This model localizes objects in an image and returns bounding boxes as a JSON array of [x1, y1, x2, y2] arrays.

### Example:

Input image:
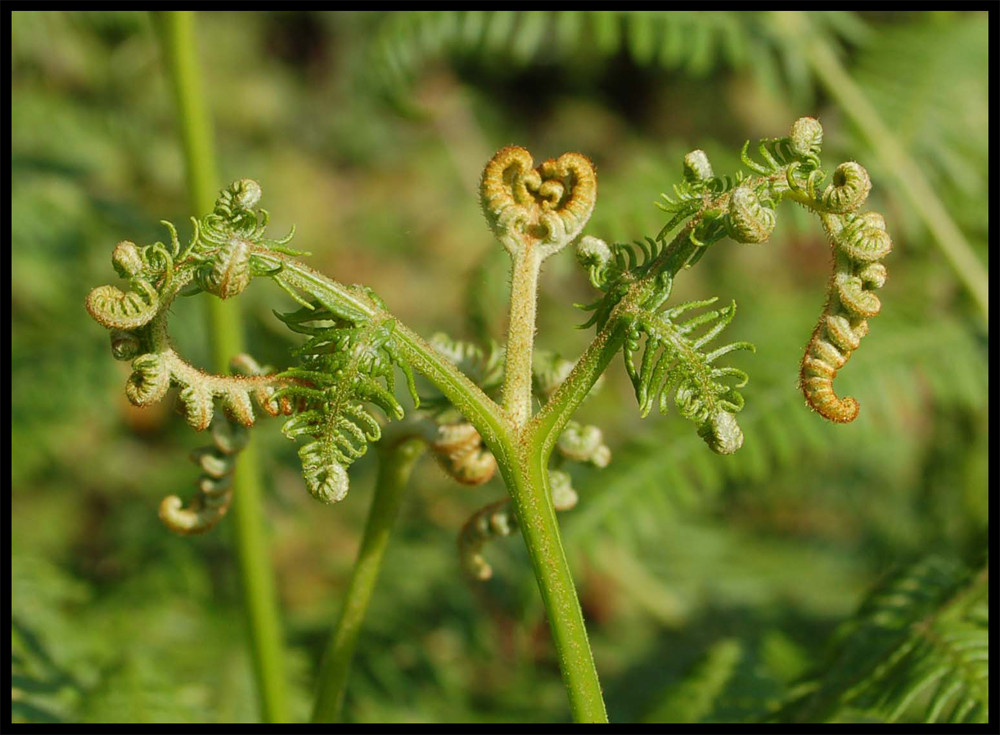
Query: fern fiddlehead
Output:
[[430, 422, 498, 486], [160, 411, 250, 535], [481, 145, 598, 425], [87, 181, 325, 527], [86, 181, 305, 432], [729, 119, 892, 422], [799, 210, 891, 422], [480, 146, 597, 260]]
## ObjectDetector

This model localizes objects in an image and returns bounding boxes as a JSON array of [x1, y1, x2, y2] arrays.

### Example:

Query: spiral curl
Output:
[[199, 237, 253, 299], [480, 146, 597, 258], [458, 499, 517, 580], [726, 185, 777, 244], [85, 283, 160, 331], [159, 418, 250, 535], [125, 353, 172, 406], [556, 421, 610, 468], [789, 116, 824, 162], [112, 240, 144, 278], [110, 330, 142, 361], [430, 422, 497, 486], [683, 149, 715, 184], [800, 210, 892, 423], [821, 162, 872, 214]]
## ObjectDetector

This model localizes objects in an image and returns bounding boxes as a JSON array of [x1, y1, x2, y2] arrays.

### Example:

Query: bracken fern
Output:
[[86, 118, 906, 723]]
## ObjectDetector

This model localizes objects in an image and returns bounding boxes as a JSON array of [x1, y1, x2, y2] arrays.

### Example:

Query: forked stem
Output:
[[500, 443, 608, 723]]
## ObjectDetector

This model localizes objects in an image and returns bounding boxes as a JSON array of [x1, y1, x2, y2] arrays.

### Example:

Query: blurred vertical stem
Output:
[[311, 437, 426, 723], [153, 10, 290, 723], [772, 10, 989, 320]]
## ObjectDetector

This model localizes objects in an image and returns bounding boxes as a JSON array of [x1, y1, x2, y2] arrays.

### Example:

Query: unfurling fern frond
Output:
[[576, 118, 891, 427], [159, 417, 249, 535], [799, 210, 891, 423], [430, 421, 497, 486], [86, 180, 313, 435], [275, 307, 417, 504], [623, 273, 753, 455], [776, 556, 988, 724]]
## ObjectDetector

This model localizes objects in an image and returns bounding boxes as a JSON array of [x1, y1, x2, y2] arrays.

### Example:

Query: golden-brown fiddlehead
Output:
[[480, 146, 598, 260], [799, 210, 892, 422]]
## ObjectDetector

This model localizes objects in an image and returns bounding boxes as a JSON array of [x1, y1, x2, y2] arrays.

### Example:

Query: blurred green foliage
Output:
[[11, 10, 987, 723]]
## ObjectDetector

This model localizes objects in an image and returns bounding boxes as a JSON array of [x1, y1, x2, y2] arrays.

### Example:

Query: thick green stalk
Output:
[[311, 438, 426, 723], [500, 442, 608, 723], [497, 239, 607, 721], [155, 11, 289, 723], [773, 10, 988, 320]]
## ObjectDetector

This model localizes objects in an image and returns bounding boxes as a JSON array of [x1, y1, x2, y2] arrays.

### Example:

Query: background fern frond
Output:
[[361, 10, 863, 103], [774, 555, 988, 723]]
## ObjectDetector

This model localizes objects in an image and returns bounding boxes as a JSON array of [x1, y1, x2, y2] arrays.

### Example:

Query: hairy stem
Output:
[[501, 442, 608, 723], [155, 10, 289, 723], [311, 437, 426, 723], [502, 249, 544, 425], [774, 10, 988, 320]]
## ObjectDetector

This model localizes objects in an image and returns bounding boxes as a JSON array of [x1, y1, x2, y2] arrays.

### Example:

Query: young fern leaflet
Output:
[[275, 305, 419, 504]]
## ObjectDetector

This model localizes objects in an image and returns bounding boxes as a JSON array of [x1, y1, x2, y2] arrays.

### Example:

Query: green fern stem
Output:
[[501, 443, 609, 723], [532, 319, 630, 457], [154, 11, 289, 723], [311, 437, 426, 723]]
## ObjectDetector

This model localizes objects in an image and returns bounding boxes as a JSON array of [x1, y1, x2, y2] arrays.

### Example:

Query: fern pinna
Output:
[[274, 305, 418, 504], [776, 555, 988, 724], [579, 239, 753, 455]]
